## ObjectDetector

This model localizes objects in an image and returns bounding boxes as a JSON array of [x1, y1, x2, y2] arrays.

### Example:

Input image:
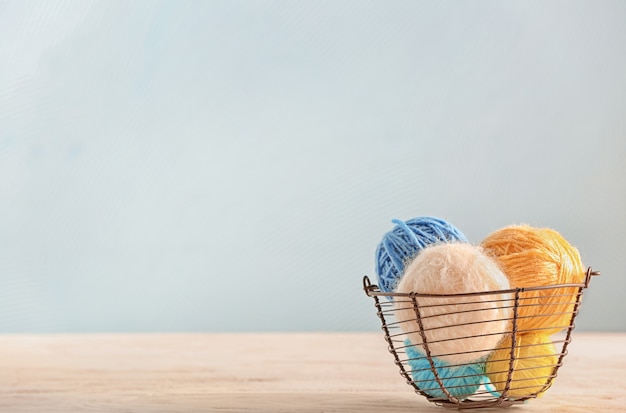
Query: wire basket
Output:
[[363, 267, 599, 409]]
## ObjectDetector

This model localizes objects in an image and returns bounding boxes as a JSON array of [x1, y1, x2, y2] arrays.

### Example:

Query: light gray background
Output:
[[1, 1, 624, 333]]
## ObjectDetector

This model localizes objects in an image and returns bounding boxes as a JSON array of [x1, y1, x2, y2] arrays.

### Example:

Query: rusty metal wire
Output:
[[363, 267, 599, 409]]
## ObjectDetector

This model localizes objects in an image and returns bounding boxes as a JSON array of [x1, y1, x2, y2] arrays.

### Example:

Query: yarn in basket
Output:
[[375, 217, 467, 294], [481, 225, 586, 335], [394, 243, 513, 365], [485, 333, 558, 398], [404, 339, 489, 399]]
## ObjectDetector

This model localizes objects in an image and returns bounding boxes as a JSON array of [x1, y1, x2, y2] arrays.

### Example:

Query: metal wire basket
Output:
[[363, 267, 599, 409]]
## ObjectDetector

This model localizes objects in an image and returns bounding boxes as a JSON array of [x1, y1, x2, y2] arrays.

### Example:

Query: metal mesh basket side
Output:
[[363, 267, 599, 409]]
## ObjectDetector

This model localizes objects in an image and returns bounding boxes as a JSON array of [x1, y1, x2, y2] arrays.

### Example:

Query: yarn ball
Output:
[[481, 225, 586, 335], [485, 334, 558, 398], [394, 243, 513, 365], [375, 217, 468, 294], [405, 339, 485, 399]]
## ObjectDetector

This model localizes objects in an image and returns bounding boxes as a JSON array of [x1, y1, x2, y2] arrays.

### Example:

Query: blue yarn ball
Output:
[[375, 217, 467, 293], [405, 340, 486, 399]]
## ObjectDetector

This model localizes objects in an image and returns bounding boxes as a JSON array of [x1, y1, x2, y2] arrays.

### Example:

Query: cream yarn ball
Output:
[[394, 243, 513, 365]]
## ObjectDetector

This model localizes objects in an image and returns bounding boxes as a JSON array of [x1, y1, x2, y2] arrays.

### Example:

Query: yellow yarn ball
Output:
[[485, 334, 558, 398], [481, 225, 586, 335], [394, 243, 513, 365]]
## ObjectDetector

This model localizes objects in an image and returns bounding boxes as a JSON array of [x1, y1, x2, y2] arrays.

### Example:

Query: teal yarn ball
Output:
[[375, 217, 467, 294], [404, 339, 486, 400]]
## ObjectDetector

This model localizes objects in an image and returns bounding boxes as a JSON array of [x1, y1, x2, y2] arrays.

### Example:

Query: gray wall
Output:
[[1, 1, 624, 333]]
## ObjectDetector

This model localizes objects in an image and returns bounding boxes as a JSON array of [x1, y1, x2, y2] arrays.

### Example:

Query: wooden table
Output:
[[0, 333, 624, 412]]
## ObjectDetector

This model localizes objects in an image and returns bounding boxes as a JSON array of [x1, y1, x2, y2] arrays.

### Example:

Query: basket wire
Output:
[[363, 267, 599, 409]]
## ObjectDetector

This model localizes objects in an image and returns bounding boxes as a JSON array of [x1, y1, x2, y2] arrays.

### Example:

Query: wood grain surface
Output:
[[0, 332, 624, 412]]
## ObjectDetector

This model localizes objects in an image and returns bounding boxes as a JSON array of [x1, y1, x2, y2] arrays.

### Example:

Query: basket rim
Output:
[[363, 267, 599, 298]]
